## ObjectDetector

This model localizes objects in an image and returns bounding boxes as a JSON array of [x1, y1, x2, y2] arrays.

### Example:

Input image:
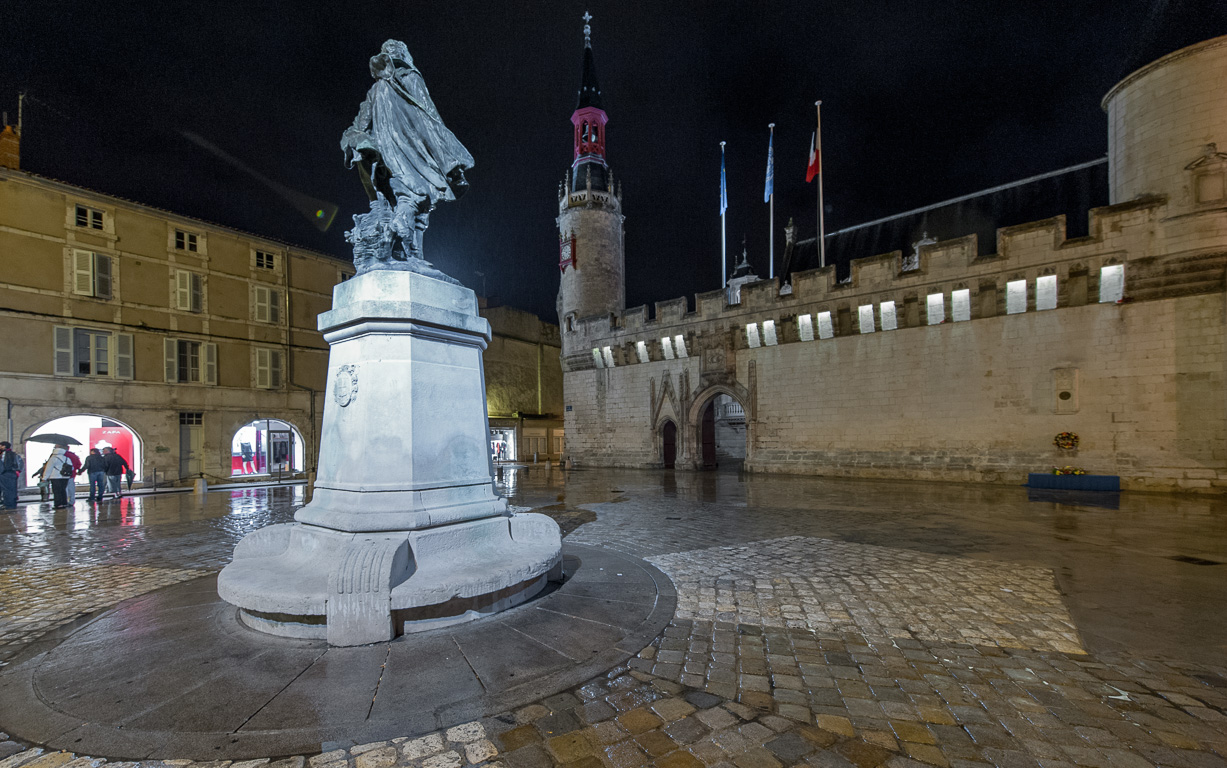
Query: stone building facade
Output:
[[0, 160, 565, 486], [0, 162, 353, 486], [557, 34, 1227, 493]]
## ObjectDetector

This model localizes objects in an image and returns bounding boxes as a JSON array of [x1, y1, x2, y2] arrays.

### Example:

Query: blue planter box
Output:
[[1027, 473, 1120, 491]]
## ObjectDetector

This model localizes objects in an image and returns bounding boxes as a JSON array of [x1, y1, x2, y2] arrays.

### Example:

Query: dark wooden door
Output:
[[662, 421, 677, 468], [701, 401, 717, 469]]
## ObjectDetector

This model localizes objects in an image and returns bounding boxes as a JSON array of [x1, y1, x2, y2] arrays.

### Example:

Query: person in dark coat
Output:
[[0, 441, 21, 510], [101, 446, 131, 500], [82, 448, 107, 502]]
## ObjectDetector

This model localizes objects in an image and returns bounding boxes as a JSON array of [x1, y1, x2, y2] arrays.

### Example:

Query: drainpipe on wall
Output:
[[283, 252, 319, 483]]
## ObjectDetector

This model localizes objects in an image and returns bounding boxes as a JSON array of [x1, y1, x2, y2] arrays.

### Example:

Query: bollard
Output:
[[194, 477, 208, 495]]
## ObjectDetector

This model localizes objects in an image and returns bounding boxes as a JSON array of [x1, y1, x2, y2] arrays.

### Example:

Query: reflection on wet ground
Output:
[[1, 467, 1226, 768], [500, 465, 1227, 666]]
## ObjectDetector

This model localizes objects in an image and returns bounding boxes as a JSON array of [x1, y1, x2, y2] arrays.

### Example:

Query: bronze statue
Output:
[[342, 40, 474, 274]]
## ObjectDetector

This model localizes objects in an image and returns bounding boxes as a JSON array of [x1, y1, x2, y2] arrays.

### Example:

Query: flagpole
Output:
[[768, 123, 775, 280], [816, 101, 825, 269], [720, 141, 727, 290]]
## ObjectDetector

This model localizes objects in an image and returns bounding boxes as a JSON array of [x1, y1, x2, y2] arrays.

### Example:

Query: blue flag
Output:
[[764, 132, 774, 202], [720, 145, 728, 216]]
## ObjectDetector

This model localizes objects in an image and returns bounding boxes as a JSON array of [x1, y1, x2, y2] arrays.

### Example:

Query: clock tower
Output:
[[556, 12, 625, 338]]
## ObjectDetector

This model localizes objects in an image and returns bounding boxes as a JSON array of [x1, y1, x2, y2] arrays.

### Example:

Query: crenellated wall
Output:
[[559, 193, 1227, 492]]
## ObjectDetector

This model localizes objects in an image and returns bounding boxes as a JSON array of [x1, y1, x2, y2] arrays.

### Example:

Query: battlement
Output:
[[559, 187, 620, 211], [563, 193, 1227, 368]]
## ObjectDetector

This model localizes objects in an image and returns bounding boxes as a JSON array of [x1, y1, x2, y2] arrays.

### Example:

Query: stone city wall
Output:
[[560, 195, 1227, 492]]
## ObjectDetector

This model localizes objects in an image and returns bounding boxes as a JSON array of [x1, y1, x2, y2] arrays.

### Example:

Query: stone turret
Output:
[[556, 13, 625, 343], [1103, 35, 1227, 213]]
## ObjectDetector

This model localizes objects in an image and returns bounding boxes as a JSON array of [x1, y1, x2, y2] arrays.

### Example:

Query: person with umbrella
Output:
[[102, 446, 131, 500], [33, 444, 73, 509]]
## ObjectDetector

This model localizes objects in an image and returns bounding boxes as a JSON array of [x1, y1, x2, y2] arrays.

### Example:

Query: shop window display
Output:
[[489, 428, 516, 463], [230, 419, 305, 476], [24, 414, 142, 485]]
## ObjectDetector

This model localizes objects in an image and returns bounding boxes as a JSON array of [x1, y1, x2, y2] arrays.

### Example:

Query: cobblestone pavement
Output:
[[2, 467, 1227, 768]]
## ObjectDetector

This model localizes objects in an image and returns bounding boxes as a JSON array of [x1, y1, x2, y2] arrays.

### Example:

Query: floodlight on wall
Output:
[[798, 314, 814, 341], [746, 323, 762, 348], [1006, 280, 1027, 314], [661, 337, 675, 359], [1036, 275, 1058, 310], [926, 293, 945, 325], [674, 335, 688, 357], [762, 320, 778, 346], [1099, 265, 1124, 303], [591, 348, 604, 368], [636, 340, 649, 364], [816, 312, 834, 340], [857, 305, 875, 334], [880, 301, 897, 331], [602, 346, 615, 367], [952, 289, 971, 322]]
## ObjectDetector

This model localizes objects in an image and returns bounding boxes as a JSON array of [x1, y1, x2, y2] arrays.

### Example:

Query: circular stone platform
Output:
[[0, 544, 675, 761]]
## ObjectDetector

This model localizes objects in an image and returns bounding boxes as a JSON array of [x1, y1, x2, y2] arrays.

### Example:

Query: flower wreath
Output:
[[1052, 466, 1086, 475], [1053, 431, 1079, 450]]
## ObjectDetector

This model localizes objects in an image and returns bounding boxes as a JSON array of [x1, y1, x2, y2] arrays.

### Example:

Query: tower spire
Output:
[[576, 13, 603, 111]]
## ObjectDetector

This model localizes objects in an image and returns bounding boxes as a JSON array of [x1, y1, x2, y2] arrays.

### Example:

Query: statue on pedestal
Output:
[[342, 39, 474, 276], [218, 37, 561, 647]]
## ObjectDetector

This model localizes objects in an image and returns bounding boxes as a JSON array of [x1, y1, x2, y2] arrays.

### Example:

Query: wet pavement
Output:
[[1, 467, 1226, 768]]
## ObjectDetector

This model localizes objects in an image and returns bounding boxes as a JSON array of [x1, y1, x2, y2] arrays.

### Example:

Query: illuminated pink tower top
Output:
[[570, 12, 610, 192]]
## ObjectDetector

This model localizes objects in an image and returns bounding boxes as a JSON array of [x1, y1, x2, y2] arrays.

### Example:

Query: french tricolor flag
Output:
[[806, 130, 821, 183]]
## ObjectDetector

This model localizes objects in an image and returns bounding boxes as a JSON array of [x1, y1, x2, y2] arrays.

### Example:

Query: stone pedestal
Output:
[[218, 270, 562, 646]]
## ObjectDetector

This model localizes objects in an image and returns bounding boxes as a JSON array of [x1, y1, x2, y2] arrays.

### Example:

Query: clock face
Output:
[[559, 235, 575, 272]]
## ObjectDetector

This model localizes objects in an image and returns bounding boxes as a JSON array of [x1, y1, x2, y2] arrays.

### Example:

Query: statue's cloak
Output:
[[349, 65, 474, 207]]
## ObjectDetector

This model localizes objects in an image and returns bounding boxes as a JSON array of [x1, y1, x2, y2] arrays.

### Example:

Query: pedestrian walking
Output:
[[82, 448, 106, 502], [0, 441, 22, 510], [34, 445, 73, 509], [102, 446, 131, 499], [64, 447, 82, 505]]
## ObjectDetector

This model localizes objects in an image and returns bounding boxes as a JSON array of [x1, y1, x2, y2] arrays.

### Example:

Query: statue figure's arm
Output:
[[341, 96, 377, 167]]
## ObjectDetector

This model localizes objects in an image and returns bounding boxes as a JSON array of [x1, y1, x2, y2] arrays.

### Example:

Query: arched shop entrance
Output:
[[662, 420, 677, 469], [230, 419, 305, 477], [697, 393, 747, 470], [24, 414, 143, 484]]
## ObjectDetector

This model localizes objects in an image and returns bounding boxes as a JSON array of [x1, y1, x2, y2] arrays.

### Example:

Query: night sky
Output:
[[3, 1, 1222, 321]]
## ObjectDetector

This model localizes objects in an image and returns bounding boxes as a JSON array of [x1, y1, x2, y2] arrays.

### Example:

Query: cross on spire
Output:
[[583, 12, 592, 47]]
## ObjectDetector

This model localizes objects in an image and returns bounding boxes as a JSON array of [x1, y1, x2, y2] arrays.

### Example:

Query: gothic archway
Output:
[[687, 384, 751, 471]]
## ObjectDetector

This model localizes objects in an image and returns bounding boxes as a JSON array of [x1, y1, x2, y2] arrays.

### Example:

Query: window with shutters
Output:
[[74, 205, 104, 230], [255, 348, 283, 389], [52, 326, 133, 379], [254, 250, 276, 270], [163, 338, 217, 384], [253, 285, 281, 324], [174, 229, 199, 252], [72, 251, 112, 300], [175, 270, 204, 312]]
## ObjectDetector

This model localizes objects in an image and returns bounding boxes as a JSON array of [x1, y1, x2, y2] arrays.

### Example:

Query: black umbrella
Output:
[[27, 433, 82, 445]]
